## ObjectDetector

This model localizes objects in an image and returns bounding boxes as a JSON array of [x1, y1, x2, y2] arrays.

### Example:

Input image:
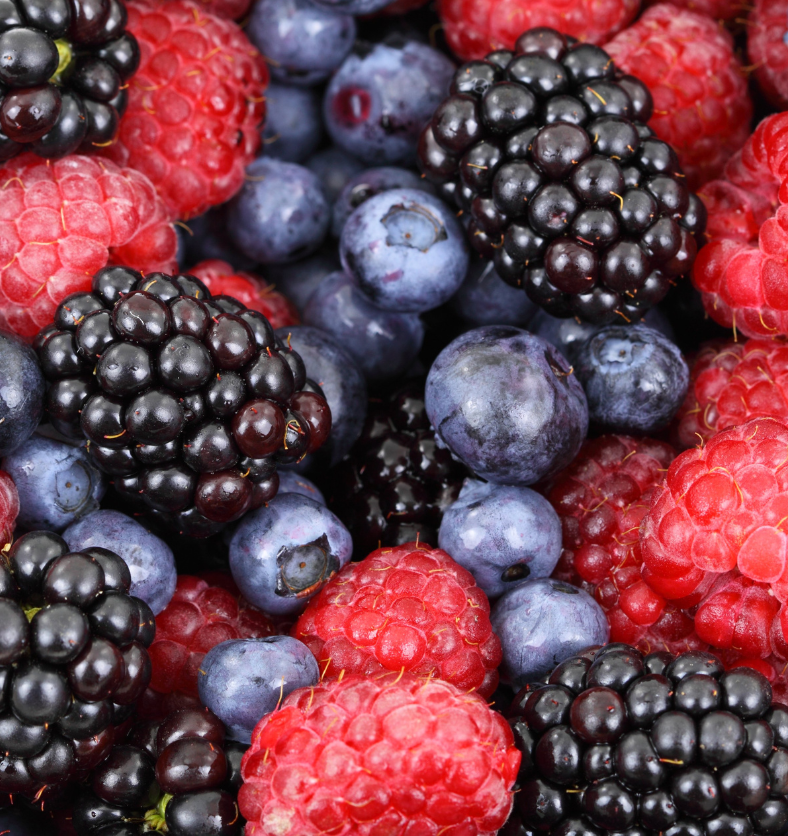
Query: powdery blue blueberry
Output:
[[0, 332, 44, 458], [2, 435, 106, 532], [438, 479, 562, 600], [198, 637, 319, 743], [267, 248, 341, 315], [262, 83, 323, 163], [306, 146, 365, 205], [309, 0, 394, 15], [340, 188, 469, 313], [228, 158, 330, 264], [229, 492, 353, 616], [246, 0, 355, 86], [425, 326, 589, 486], [575, 324, 689, 434], [450, 259, 537, 327], [277, 325, 367, 467], [304, 270, 424, 380], [331, 166, 433, 238], [64, 510, 176, 615], [177, 208, 257, 273], [277, 471, 326, 505], [491, 579, 610, 687], [324, 41, 454, 166]]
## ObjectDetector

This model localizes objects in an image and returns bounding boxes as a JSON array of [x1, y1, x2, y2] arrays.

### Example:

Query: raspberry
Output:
[[148, 575, 276, 699], [437, 0, 639, 62], [192, 0, 253, 18], [748, 0, 788, 111], [644, 0, 742, 21], [691, 112, 788, 339], [0, 469, 19, 549], [674, 338, 788, 450], [239, 673, 521, 836], [640, 416, 788, 661], [188, 259, 299, 330], [547, 435, 706, 655], [605, 4, 752, 190], [99, 0, 268, 220], [292, 543, 502, 697]]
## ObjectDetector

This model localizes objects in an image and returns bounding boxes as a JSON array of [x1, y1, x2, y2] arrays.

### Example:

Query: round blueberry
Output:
[[0, 332, 44, 458], [266, 249, 341, 315], [305, 146, 365, 205], [261, 82, 323, 163], [277, 471, 326, 505], [450, 258, 537, 327]]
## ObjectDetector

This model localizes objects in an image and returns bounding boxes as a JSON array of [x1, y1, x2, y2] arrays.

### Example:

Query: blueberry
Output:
[[303, 270, 424, 380], [2, 435, 106, 532], [277, 471, 326, 505], [63, 510, 176, 615], [492, 579, 609, 687], [305, 146, 365, 205], [227, 158, 330, 264], [340, 188, 469, 313], [246, 0, 356, 86], [575, 324, 689, 434], [324, 41, 455, 166], [425, 326, 588, 485], [229, 493, 352, 616], [266, 248, 341, 315], [451, 258, 537, 327], [276, 325, 367, 467], [0, 331, 44, 457], [198, 636, 319, 743], [309, 0, 395, 14], [262, 82, 323, 163], [177, 208, 257, 273], [439, 478, 562, 599]]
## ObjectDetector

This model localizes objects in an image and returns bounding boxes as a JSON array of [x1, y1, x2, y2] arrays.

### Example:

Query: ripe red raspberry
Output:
[[437, 0, 639, 62], [644, 0, 741, 21], [748, 0, 788, 111], [0, 153, 177, 341], [673, 338, 788, 450], [0, 470, 19, 549], [188, 259, 299, 329], [605, 4, 751, 190], [640, 416, 788, 661], [239, 673, 520, 836], [148, 574, 276, 699], [293, 543, 502, 698], [99, 0, 268, 220], [191, 0, 252, 18], [692, 112, 788, 339]]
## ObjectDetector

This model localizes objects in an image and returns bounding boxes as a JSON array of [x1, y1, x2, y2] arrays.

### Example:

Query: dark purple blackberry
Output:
[[418, 28, 706, 326], [0, 0, 139, 159], [327, 381, 466, 556], [0, 530, 154, 802], [36, 267, 332, 538], [504, 645, 788, 836], [72, 707, 245, 836]]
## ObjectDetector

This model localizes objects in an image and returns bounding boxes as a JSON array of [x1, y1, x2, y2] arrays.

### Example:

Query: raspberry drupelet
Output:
[[0, 469, 19, 548], [644, 0, 743, 20], [748, 0, 788, 112]]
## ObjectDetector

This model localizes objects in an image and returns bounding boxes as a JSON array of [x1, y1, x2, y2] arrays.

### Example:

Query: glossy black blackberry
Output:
[[505, 645, 788, 836], [36, 267, 332, 538], [327, 382, 466, 557], [0, 530, 154, 802], [72, 707, 245, 836], [418, 27, 706, 326], [0, 0, 139, 159]]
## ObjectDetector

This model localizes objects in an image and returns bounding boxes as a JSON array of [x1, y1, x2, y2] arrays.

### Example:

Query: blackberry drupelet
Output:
[[36, 267, 332, 538], [417, 27, 706, 325], [72, 706, 246, 836], [0, 0, 139, 159], [327, 382, 466, 556], [506, 644, 788, 836], [0, 530, 154, 802]]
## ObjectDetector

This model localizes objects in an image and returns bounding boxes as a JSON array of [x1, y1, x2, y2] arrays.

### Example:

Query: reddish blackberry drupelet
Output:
[[507, 644, 788, 836], [418, 27, 706, 325], [36, 267, 332, 537], [0, 0, 139, 160], [0, 530, 154, 802]]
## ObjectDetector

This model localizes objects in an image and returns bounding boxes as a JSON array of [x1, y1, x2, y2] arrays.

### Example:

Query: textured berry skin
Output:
[[193, 0, 253, 18], [748, 0, 788, 111], [438, 0, 639, 61], [641, 417, 788, 661], [188, 259, 299, 329], [645, 0, 742, 18], [239, 673, 520, 836], [692, 112, 788, 339], [99, 0, 268, 220], [148, 575, 276, 700], [547, 435, 709, 655], [605, 4, 751, 190], [0, 154, 176, 340], [0, 469, 19, 548], [293, 543, 503, 697]]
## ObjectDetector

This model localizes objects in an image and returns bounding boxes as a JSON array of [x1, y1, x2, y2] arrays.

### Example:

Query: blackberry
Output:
[[72, 706, 245, 836], [417, 27, 706, 326], [506, 645, 788, 836], [0, 0, 139, 159], [36, 267, 332, 538], [327, 381, 466, 556], [0, 530, 154, 802]]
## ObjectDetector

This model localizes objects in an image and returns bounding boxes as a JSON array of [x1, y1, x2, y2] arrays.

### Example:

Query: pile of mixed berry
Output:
[[2, 0, 788, 833]]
